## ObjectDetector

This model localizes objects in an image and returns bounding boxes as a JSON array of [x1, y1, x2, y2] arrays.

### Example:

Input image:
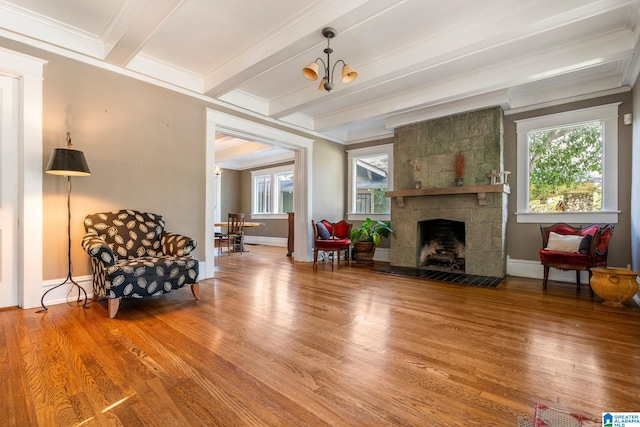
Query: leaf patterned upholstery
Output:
[[81, 209, 199, 316]]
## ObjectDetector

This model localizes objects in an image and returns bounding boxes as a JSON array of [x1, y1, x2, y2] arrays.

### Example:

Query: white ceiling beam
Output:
[[268, 0, 636, 119], [313, 30, 634, 131], [217, 150, 295, 170], [104, 0, 186, 67], [0, 2, 104, 58], [385, 91, 511, 131], [202, 0, 402, 97], [216, 141, 273, 162], [126, 53, 204, 92]]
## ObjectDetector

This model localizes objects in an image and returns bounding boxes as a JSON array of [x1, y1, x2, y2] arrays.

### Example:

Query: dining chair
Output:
[[218, 213, 245, 255]]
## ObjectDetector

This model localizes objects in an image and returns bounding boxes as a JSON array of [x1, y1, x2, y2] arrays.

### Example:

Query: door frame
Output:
[[0, 47, 47, 309], [205, 109, 314, 277], [0, 76, 19, 307]]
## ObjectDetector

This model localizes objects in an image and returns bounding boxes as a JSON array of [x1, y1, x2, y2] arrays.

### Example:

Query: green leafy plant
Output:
[[528, 122, 602, 202], [350, 218, 394, 247]]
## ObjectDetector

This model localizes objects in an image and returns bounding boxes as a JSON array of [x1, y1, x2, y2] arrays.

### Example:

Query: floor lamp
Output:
[[37, 132, 91, 313]]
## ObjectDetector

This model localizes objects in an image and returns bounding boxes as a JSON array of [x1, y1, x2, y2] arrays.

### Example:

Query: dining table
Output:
[[214, 222, 264, 228], [214, 221, 264, 252]]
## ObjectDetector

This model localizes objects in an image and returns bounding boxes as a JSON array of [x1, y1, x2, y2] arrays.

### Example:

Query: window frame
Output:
[[347, 143, 394, 222], [514, 103, 619, 223], [251, 165, 293, 220]]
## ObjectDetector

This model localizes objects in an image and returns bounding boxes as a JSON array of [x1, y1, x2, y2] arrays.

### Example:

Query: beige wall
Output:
[[40, 54, 209, 279], [1, 37, 343, 280], [220, 168, 241, 216], [504, 92, 633, 268], [312, 138, 346, 221]]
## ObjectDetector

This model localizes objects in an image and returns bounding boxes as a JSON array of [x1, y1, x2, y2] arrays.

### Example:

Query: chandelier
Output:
[[302, 27, 358, 92]]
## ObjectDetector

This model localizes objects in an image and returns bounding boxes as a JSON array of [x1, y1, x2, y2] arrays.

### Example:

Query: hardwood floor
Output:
[[2, 245, 639, 426]]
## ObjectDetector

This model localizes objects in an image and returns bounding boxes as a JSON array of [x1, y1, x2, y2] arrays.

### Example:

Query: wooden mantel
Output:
[[386, 184, 510, 207]]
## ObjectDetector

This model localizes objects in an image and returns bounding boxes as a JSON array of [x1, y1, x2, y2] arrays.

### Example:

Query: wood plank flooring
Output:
[[2, 245, 639, 426]]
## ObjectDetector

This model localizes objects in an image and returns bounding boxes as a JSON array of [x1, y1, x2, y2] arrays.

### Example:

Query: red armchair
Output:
[[312, 220, 352, 267], [539, 223, 615, 295]]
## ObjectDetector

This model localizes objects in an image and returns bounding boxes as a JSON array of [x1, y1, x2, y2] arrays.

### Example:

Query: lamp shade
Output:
[[302, 61, 319, 80], [341, 64, 358, 83], [46, 148, 91, 176]]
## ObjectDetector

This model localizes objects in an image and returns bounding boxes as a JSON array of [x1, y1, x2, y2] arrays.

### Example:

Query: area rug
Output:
[[517, 403, 601, 427], [372, 265, 503, 288]]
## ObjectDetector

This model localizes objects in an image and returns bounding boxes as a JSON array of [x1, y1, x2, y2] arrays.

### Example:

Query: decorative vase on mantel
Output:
[[454, 151, 465, 187], [409, 159, 422, 189]]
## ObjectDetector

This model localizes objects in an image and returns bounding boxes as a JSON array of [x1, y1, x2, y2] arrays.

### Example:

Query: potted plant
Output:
[[350, 218, 394, 263]]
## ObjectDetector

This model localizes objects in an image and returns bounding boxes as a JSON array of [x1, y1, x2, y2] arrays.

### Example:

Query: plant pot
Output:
[[590, 267, 638, 307], [353, 241, 376, 263]]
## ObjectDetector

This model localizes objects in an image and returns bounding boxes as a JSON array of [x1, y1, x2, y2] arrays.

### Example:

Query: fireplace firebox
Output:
[[418, 219, 465, 272]]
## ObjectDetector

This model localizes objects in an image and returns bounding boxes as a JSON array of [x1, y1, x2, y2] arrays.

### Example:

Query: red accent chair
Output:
[[539, 223, 615, 295], [312, 219, 352, 267]]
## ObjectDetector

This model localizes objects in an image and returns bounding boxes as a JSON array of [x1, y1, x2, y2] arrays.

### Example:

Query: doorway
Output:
[[205, 109, 314, 277], [213, 132, 295, 222]]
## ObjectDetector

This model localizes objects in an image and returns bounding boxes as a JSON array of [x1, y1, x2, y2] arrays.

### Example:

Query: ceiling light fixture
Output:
[[302, 27, 357, 92]]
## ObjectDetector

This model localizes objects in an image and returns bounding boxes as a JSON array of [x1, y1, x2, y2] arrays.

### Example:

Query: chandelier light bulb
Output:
[[302, 27, 357, 92]]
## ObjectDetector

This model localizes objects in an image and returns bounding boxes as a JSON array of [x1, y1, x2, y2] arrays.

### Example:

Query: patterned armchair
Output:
[[81, 209, 199, 318]]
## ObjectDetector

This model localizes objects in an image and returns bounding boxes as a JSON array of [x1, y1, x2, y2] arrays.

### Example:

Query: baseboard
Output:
[[199, 260, 212, 279], [374, 247, 390, 263], [34, 260, 209, 310], [506, 256, 592, 282], [34, 275, 94, 309]]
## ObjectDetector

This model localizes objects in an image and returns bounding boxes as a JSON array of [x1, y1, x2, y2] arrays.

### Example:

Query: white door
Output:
[[0, 76, 19, 308]]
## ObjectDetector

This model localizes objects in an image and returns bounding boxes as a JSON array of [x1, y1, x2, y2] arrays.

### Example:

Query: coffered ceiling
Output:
[[1, 0, 639, 150]]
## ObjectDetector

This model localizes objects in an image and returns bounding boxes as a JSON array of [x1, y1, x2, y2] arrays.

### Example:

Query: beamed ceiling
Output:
[[1, 0, 639, 167]]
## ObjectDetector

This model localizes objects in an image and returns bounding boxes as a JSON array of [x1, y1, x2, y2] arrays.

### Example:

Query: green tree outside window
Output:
[[528, 121, 603, 212]]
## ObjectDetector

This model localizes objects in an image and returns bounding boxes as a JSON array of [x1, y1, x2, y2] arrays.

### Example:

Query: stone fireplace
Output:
[[388, 107, 508, 278]]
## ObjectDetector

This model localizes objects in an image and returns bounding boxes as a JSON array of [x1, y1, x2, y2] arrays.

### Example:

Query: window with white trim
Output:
[[515, 103, 619, 223], [347, 144, 393, 221], [251, 165, 293, 219]]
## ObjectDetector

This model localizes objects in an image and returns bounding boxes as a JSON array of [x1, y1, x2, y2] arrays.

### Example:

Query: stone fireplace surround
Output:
[[388, 107, 508, 278]]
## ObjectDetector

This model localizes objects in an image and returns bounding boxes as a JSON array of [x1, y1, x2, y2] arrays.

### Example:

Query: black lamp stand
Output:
[[37, 132, 91, 313], [37, 176, 88, 312]]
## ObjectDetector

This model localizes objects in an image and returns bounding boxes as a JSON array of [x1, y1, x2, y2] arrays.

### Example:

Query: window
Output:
[[254, 175, 271, 214], [276, 171, 294, 213], [347, 144, 393, 221], [251, 165, 293, 219], [515, 104, 619, 223]]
